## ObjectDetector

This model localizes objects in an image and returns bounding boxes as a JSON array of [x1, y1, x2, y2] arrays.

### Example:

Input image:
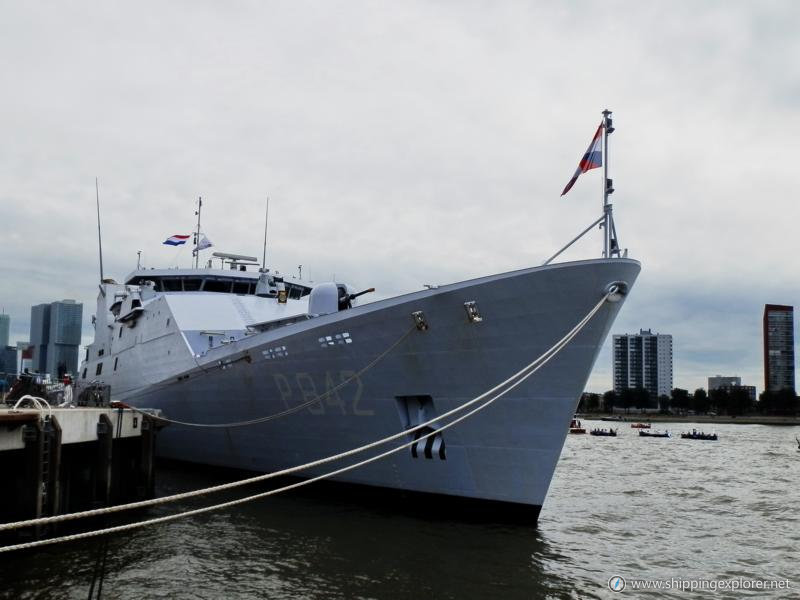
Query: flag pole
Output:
[[601, 108, 615, 258], [194, 196, 202, 269]]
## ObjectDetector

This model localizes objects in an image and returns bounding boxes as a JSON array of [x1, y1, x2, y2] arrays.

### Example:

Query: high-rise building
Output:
[[0, 313, 9, 347], [29, 300, 83, 377], [613, 329, 673, 398], [763, 304, 795, 392], [16, 341, 33, 374], [708, 375, 741, 389], [708, 375, 756, 402], [30, 303, 51, 373], [0, 346, 16, 376]]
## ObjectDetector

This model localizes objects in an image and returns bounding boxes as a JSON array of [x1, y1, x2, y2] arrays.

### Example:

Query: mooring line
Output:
[[0, 290, 613, 550]]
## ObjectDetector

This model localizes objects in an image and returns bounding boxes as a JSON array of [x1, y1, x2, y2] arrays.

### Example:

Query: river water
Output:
[[1, 420, 798, 599]]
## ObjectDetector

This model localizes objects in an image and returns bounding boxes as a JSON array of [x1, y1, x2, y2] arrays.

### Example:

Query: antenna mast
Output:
[[261, 197, 269, 270], [601, 109, 619, 258], [95, 177, 104, 283], [193, 196, 202, 269]]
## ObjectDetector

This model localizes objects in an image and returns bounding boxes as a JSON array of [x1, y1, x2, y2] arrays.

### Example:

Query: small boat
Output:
[[681, 429, 718, 441], [569, 418, 586, 434], [600, 416, 623, 422], [590, 428, 617, 437], [639, 430, 670, 438], [630, 422, 651, 429]]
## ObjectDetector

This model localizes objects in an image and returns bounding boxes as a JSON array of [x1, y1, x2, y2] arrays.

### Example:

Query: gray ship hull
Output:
[[118, 258, 639, 518]]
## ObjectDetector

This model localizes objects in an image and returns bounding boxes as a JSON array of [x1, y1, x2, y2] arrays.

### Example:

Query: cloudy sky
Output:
[[1, 1, 797, 393]]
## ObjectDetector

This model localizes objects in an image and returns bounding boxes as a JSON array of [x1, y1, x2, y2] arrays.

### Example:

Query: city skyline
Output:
[[0, 2, 798, 392]]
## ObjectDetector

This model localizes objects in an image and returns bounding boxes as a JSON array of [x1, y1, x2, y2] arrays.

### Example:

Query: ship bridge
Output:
[[124, 268, 312, 299]]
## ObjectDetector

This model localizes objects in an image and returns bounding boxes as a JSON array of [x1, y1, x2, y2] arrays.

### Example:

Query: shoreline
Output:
[[577, 413, 800, 426]]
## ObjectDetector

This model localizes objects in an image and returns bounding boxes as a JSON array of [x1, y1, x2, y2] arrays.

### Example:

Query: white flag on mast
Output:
[[197, 234, 213, 251]]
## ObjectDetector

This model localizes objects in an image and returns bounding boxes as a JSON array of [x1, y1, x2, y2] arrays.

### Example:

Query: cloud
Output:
[[1, 1, 797, 392]]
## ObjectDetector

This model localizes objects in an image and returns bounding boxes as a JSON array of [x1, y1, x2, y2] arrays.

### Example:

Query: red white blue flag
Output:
[[163, 234, 190, 246], [561, 123, 604, 196]]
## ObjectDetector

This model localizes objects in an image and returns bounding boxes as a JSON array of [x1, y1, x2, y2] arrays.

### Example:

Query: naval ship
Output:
[[75, 252, 638, 521], [76, 115, 637, 522]]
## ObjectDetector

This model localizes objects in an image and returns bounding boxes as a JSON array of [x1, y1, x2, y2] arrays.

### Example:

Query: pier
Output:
[[0, 400, 162, 542]]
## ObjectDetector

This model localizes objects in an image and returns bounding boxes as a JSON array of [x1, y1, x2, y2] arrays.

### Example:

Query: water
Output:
[[1, 421, 798, 599]]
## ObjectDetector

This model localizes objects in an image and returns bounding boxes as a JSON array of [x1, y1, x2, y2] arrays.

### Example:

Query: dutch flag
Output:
[[163, 234, 191, 246], [561, 123, 604, 196]]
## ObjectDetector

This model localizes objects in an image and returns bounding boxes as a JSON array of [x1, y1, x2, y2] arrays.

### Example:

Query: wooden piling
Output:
[[1, 406, 164, 542], [94, 414, 114, 507], [21, 420, 44, 537], [44, 416, 63, 519]]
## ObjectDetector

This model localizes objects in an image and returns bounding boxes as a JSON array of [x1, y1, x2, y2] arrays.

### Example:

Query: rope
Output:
[[0, 290, 612, 551], [10, 395, 53, 420], [126, 325, 417, 428]]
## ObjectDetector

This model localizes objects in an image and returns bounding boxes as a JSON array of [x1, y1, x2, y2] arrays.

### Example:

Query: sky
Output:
[[1, 1, 798, 393]]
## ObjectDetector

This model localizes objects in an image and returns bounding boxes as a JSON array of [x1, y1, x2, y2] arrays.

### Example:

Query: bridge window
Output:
[[232, 281, 250, 295], [162, 278, 182, 292], [203, 279, 232, 293]]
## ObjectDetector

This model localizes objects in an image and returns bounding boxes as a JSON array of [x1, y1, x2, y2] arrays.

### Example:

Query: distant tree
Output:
[[618, 387, 651, 412], [757, 389, 798, 416], [776, 388, 799, 416], [577, 393, 600, 412], [619, 388, 636, 413], [671, 388, 690, 413], [709, 387, 729, 415], [728, 387, 752, 417], [602, 390, 617, 413], [691, 388, 709, 414], [658, 394, 671, 414], [758, 390, 776, 415], [632, 387, 651, 410]]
